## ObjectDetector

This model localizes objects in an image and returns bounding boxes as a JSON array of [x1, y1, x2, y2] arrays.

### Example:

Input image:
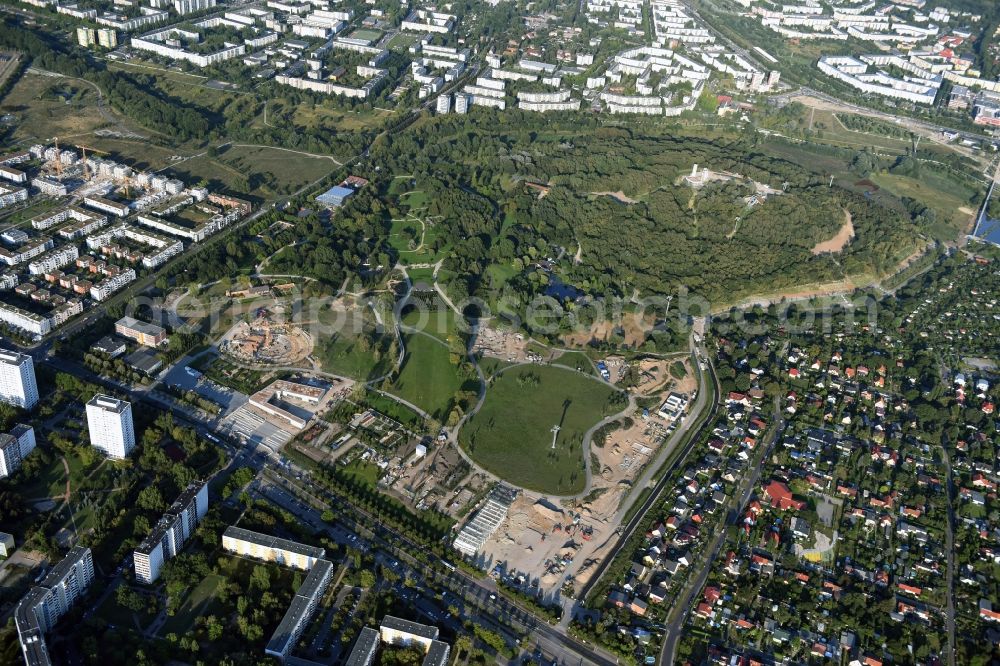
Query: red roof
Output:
[[763, 480, 804, 511]]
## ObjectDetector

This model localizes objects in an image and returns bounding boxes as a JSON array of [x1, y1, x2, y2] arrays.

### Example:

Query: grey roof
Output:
[[266, 595, 313, 656], [345, 627, 380, 666], [380, 615, 440, 641], [125, 349, 162, 375], [136, 482, 205, 555], [15, 547, 92, 666], [115, 316, 165, 337], [86, 394, 129, 414], [298, 558, 333, 599], [10, 423, 32, 439], [41, 546, 90, 588], [91, 335, 126, 355], [423, 640, 451, 666], [264, 559, 334, 657], [0, 347, 31, 366], [223, 526, 325, 559]]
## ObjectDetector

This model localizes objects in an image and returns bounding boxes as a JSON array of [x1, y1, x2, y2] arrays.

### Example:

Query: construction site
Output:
[[0, 142, 250, 340], [220, 310, 314, 366], [472, 356, 697, 598]]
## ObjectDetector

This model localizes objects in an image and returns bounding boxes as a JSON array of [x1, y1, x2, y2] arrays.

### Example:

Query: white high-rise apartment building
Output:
[[0, 348, 38, 409], [86, 395, 135, 459], [134, 482, 209, 584], [16, 546, 95, 666], [0, 424, 36, 478]]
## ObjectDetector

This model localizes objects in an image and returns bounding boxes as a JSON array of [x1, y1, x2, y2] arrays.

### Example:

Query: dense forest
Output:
[[371, 117, 921, 311]]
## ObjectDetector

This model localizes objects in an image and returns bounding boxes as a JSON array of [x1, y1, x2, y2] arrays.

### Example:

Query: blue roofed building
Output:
[[316, 185, 355, 207]]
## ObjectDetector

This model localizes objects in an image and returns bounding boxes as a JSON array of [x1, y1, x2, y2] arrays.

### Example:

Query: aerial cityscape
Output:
[[0, 0, 997, 663]]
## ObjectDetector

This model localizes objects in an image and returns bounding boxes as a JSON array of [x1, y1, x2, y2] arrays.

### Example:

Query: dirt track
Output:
[[811, 209, 854, 254]]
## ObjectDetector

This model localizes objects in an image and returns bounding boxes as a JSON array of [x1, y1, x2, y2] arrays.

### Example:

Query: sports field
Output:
[[459, 365, 624, 495]]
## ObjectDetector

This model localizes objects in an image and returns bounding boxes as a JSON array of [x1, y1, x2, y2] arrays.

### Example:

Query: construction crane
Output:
[[52, 136, 62, 178], [75, 143, 107, 182]]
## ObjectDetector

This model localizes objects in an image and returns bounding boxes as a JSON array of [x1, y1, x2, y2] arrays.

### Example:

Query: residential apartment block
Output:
[[0, 348, 38, 409], [0, 424, 36, 478], [222, 527, 333, 662], [15, 546, 95, 666], [222, 526, 325, 570], [134, 481, 209, 584], [265, 558, 334, 660], [86, 394, 135, 459]]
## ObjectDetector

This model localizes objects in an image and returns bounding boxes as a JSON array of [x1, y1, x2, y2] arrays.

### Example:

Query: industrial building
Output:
[[453, 485, 517, 557]]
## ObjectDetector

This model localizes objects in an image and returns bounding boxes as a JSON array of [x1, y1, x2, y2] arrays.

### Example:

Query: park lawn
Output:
[[871, 171, 978, 237], [340, 459, 382, 487], [484, 263, 519, 291], [315, 328, 395, 381], [388, 334, 474, 421], [405, 266, 436, 285], [460, 365, 623, 495], [800, 109, 913, 154], [399, 190, 429, 210], [17, 449, 90, 500], [401, 296, 460, 343], [476, 356, 513, 379], [553, 351, 597, 375], [215, 144, 337, 194], [160, 573, 226, 636], [3, 71, 110, 142], [361, 392, 423, 427]]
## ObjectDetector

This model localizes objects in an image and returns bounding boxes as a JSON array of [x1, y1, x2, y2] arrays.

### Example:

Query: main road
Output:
[[658, 404, 784, 665], [574, 330, 720, 610]]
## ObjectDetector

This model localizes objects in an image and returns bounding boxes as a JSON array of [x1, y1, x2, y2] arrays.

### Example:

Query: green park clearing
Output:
[[159, 573, 226, 636], [459, 365, 624, 495], [388, 333, 475, 421]]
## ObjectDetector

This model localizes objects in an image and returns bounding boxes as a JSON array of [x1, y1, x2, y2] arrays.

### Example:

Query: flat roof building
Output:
[[16, 546, 95, 666], [134, 481, 208, 584], [0, 425, 35, 478], [453, 485, 517, 557], [380, 615, 440, 649], [115, 316, 167, 347], [222, 526, 325, 570], [316, 185, 354, 207], [0, 531, 13, 557], [265, 558, 334, 660], [0, 349, 38, 410], [86, 394, 135, 459], [91, 335, 126, 358], [345, 627, 381, 666]]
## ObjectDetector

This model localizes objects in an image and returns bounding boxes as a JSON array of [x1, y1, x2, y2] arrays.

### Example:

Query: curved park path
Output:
[[444, 358, 638, 501], [371, 264, 641, 500]]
